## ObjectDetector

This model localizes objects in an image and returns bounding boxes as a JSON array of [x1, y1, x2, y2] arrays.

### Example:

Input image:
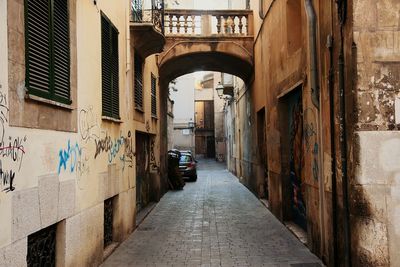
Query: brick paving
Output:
[[101, 160, 322, 267]]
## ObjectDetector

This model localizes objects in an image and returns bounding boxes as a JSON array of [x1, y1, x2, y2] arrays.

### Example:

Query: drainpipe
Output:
[[335, 0, 351, 266], [305, 0, 326, 253], [328, 2, 338, 265], [304, 0, 319, 109]]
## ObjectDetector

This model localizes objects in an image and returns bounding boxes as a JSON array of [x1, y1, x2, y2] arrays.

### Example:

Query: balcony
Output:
[[159, 9, 255, 83], [130, 0, 165, 59], [163, 9, 254, 37]]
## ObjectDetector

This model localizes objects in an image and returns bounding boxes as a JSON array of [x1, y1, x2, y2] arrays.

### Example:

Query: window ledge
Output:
[[151, 115, 158, 120], [26, 94, 74, 110], [102, 116, 122, 123], [135, 107, 144, 113]]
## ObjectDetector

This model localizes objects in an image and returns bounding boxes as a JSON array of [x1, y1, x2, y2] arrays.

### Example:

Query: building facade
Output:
[[223, 0, 400, 266], [0, 0, 164, 265]]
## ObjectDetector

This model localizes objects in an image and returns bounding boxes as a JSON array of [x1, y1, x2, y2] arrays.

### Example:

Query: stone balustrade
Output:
[[164, 9, 254, 36]]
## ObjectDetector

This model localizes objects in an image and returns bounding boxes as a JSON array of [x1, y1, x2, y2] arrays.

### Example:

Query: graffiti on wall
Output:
[[0, 88, 28, 193], [288, 91, 307, 230], [0, 160, 15, 193], [57, 140, 82, 174], [57, 106, 136, 179], [149, 137, 159, 172], [94, 132, 133, 165], [304, 108, 319, 181], [79, 106, 100, 143], [120, 131, 134, 171]]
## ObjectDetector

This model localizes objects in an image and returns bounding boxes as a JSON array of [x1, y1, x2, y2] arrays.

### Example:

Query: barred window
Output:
[[25, 0, 71, 104], [101, 13, 120, 119]]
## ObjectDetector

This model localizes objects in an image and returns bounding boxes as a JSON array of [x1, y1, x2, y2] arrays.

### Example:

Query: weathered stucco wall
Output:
[[245, 0, 341, 264], [352, 0, 400, 266], [0, 0, 163, 265]]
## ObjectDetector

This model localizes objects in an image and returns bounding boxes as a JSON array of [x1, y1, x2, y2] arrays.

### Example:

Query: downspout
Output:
[[337, 0, 351, 265], [305, 0, 327, 259], [304, 0, 319, 109], [328, 2, 338, 265]]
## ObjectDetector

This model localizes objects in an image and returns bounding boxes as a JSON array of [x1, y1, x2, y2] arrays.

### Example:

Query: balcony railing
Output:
[[131, 0, 165, 34], [164, 9, 254, 36]]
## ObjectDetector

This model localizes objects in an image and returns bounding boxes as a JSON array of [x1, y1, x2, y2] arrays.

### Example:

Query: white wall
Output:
[[169, 73, 195, 124]]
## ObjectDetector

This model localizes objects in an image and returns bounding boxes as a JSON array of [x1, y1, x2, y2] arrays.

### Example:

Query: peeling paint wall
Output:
[[352, 0, 400, 266]]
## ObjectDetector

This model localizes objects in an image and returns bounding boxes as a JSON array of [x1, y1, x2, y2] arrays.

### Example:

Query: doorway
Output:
[[257, 107, 268, 200], [135, 132, 150, 213], [280, 87, 307, 231], [206, 136, 216, 158]]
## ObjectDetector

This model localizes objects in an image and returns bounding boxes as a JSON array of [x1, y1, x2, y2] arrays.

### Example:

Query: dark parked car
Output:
[[178, 152, 197, 181]]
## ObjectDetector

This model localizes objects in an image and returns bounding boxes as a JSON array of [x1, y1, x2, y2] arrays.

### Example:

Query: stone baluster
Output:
[[245, 15, 248, 35], [176, 15, 181, 34], [216, 15, 222, 34], [191, 15, 196, 34], [231, 16, 236, 34], [169, 14, 174, 34], [238, 15, 243, 34], [223, 16, 229, 34], [183, 15, 189, 34]]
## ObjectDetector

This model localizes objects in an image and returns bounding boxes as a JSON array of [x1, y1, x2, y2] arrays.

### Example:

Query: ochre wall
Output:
[[0, 0, 163, 265]]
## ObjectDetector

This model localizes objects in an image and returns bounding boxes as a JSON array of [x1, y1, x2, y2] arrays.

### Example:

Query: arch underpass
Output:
[[159, 40, 253, 83], [159, 9, 255, 85], [158, 8, 255, 187]]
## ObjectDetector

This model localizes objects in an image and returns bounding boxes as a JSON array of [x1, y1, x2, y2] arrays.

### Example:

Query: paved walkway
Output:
[[102, 160, 322, 267]]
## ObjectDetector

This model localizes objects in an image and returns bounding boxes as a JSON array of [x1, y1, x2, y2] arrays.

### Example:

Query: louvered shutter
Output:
[[101, 15, 112, 117], [26, 0, 51, 96], [134, 53, 143, 110], [111, 26, 119, 118], [151, 74, 157, 117], [53, 0, 71, 103]]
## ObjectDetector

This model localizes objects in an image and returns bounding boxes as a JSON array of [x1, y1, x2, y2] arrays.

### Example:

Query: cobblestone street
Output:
[[102, 160, 321, 267]]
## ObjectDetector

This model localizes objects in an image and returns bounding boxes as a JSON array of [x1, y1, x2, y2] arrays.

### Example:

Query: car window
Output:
[[179, 155, 192, 163]]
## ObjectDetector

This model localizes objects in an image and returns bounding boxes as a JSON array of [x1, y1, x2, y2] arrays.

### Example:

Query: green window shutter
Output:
[[53, 0, 71, 103], [134, 52, 143, 110], [25, 0, 70, 104], [111, 26, 119, 118], [101, 14, 119, 119], [26, 0, 51, 95], [151, 74, 157, 117], [101, 15, 112, 117]]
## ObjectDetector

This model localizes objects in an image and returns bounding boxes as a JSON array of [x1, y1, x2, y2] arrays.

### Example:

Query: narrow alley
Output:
[[102, 160, 321, 267], [1, 0, 400, 266]]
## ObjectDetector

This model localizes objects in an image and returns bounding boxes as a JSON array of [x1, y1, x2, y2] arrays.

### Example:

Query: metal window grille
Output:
[[27, 224, 57, 267], [104, 198, 114, 248], [130, 0, 164, 34]]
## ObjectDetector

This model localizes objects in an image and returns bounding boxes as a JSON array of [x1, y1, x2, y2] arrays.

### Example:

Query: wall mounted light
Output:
[[216, 82, 224, 99]]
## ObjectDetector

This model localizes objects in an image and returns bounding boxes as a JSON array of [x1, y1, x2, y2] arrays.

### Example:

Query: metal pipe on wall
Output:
[[337, 0, 351, 266], [304, 0, 319, 109], [304, 0, 326, 256]]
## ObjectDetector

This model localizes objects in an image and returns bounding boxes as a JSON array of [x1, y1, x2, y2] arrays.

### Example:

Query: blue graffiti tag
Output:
[[58, 140, 81, 174], [109, 137, 124, 163]]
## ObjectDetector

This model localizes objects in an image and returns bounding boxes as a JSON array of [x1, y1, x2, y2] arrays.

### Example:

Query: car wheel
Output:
[[191, 175, 197, 182]]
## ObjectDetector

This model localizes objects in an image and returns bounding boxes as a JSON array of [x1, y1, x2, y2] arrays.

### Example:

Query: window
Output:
[[25, 0, 71, 104], [151, 73, 157, 117], [101, 14, 120, 119], [134, 52, 143, 110]]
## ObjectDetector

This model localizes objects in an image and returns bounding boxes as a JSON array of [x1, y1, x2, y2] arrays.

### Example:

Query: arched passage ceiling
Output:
[[159, 39, 254, 86]]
